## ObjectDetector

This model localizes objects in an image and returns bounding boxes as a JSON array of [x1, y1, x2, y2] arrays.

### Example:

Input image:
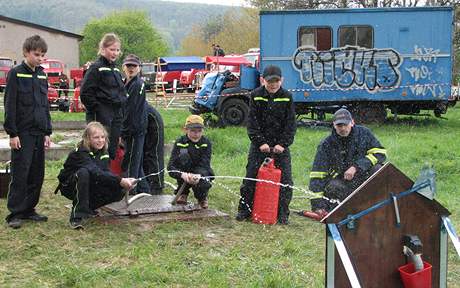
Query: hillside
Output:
[[0, 0, 242, 52]]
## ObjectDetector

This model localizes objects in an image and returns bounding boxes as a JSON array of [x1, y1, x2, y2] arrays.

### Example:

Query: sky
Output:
[[162, 0, 247, 6]]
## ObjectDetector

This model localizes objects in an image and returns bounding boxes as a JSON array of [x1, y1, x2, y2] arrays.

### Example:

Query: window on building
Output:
[[298, 27, 332, 50], [339, 25, 373, 48]]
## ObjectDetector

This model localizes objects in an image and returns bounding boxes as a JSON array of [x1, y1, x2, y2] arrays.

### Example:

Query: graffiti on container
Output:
[[292, 45, 402, 93], [406, 45, 443, 97]]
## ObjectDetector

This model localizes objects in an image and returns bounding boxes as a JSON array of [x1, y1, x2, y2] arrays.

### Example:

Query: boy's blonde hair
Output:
[[79, 121, 109, 151], [98, 33, 121, 55]]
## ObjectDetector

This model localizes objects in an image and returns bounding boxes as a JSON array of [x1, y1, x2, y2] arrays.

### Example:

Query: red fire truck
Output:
[[0, 56, 14, 92]]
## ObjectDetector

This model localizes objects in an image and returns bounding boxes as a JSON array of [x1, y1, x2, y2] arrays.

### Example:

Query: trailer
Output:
[[191, 6, 455, 124], [261, 6, 455, 122]]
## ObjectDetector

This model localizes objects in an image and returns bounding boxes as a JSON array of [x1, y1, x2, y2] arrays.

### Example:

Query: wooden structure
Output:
[[324, 163, 450, 287]]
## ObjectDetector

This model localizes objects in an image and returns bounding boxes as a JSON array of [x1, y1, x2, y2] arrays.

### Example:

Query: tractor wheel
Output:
[[220, 98, 249, 126]]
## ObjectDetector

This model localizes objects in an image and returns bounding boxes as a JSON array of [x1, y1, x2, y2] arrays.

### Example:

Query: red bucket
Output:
[[398, 261, 432, 288]]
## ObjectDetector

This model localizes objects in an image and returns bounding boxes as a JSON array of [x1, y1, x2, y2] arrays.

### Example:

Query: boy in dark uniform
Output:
[[167, 115, 214, 209], [236, 65, 297, 224], [3, 35, 52, 229]]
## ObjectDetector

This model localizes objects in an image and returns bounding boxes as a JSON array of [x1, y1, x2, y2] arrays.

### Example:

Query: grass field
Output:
[[0, 105, 460, 287]]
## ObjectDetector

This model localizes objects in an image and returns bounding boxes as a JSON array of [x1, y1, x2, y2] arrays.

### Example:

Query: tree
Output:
[[178, 8, 259, 56], [79, 10, 169, 65]]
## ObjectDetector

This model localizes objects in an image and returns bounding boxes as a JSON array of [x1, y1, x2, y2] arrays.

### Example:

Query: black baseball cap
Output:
[[123, 54, 141, 66], [262, 65, 282, 81], [333, 108, 353, 125]]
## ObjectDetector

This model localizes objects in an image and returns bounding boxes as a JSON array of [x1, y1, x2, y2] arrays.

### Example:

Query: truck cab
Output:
[[0, 57, 14, 92], [41, 59, 67, 87]]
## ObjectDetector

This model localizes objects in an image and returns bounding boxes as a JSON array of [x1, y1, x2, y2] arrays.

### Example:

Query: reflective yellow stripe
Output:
[[176, 143, 189, 148], [140, 83, 145, 95], [37, 75, 47, 79], [310, 171, 328, 179], [98, 67, 112, 71], [100, 155, 109, 160], [274, 98, 290, 102], [126, 93, 130, 98], [17, 73, 32, 78], [367, 148, 387, 155], [194, 143, 208, 149], [366, 154, 378, 165], [114, 68, 120, 72], [311, 192, 324, 199], [254, 97, 268, 102]]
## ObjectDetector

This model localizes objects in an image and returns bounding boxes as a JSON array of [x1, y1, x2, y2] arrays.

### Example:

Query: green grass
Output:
[[1, 105, 460, 287]]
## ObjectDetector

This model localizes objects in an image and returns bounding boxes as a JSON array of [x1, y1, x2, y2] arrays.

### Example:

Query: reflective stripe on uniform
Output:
[[311, 191, 324, 199], [17, 73, 32, 78], [114, 68, 120, 72], [100, 155, 110, 160], [274, 98, 290, 102], [367, 148, 387, 155], [98, 67, 112, 71], [254, 97, 268, 102], [366, 154, 378, 165], [37, 75, 47, 79], [176, 143, 189, 148], [195, 143, 208, 149], [310, 171, 328, 179], [140, 83, 145, 95]]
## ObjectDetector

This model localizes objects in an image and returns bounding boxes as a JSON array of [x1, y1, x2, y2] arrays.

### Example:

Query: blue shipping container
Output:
[[260, 6, 454, 117]]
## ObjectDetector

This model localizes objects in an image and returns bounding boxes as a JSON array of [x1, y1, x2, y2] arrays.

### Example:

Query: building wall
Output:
[[0, 19, 80, 74]]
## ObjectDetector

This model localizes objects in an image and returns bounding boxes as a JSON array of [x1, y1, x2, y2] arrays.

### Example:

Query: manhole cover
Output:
[[101, 194, 201, 216]]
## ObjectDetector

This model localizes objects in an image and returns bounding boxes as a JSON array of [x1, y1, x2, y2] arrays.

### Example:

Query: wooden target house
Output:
[[323, 163, 453, 288]]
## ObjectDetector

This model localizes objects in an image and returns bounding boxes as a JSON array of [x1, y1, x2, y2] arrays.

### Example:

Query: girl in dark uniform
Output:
[[57, 122, 136, 229], [80, 33, 127, 159]]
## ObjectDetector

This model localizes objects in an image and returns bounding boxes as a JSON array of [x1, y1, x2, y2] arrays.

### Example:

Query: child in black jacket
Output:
[[167, 115, 214, 209], [3, 35, 52, 229], [57, 122, 136, 229], [120, 54, 150, 194], [236, 65, 297, 225], [80, 33, 127, 159]]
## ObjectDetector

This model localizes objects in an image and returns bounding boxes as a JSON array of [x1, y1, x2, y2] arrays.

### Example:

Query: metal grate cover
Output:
[[101, 194, 201, 216]]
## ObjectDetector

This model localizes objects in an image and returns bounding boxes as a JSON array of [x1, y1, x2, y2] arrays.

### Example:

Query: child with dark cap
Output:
[[236, 65, 297, 224], [121, 54, 150, 194], [167, 115, 214, 209]]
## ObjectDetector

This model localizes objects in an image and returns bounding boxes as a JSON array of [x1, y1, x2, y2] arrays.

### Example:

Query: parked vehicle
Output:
[[191, 6, 455, 125], [155, 56, 205, 92], [243, 48, 260, 69], [0, 56, 14, 92], [41, 59, 68, 88], [189, 56, 255, 125], [141, 62, 156, 91]]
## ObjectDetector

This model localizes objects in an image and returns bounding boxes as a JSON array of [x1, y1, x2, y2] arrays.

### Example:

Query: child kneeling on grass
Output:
[[167, 115, 214, 209], [56, 122, 136, 229]]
